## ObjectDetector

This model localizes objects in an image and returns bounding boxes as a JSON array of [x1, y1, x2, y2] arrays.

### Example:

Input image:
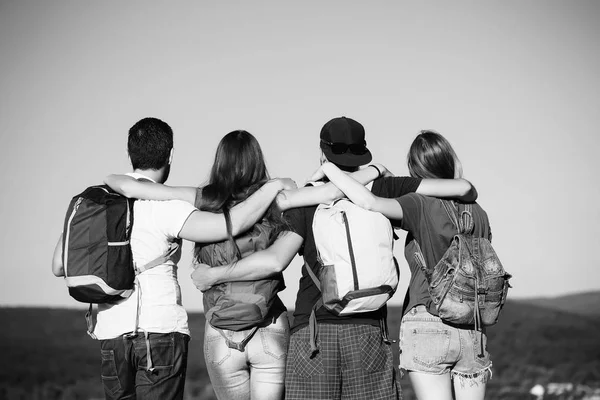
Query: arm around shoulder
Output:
[[416, 178, 478, 202], [179, 179, 294, 243], [191, 231, 303, 291], [104, 174, 197, 204]]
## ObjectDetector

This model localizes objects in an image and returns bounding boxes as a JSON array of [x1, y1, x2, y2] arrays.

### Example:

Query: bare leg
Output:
[[408, 371, 453, 400], [452, 369, 489, 400]]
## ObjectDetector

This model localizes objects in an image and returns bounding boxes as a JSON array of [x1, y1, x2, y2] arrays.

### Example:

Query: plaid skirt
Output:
[[285, 323, 401, 400]]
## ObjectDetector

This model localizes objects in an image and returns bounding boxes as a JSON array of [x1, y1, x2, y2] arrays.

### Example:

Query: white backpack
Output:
[[307, 198, 399, 316]]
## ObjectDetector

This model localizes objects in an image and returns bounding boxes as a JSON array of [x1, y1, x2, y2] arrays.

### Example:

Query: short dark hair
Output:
[[127, 117, 173, 170]]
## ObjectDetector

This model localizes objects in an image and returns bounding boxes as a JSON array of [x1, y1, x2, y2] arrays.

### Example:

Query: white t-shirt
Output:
[[94, 173, 197, 340]]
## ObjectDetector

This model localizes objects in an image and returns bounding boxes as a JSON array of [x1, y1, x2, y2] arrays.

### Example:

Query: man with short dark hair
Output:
[[191, 116, 477, 399], [52, 117, 293, 400]]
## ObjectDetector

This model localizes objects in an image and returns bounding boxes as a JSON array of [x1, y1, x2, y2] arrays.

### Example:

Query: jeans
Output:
[[204, 311, 290, 400], [100, 331, 189, 400]]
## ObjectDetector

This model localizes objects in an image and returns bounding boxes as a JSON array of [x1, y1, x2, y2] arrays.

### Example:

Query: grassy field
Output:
[[1, 296, 600, 399]]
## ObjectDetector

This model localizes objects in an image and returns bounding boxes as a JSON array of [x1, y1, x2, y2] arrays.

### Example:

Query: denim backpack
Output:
[[414, 200, 511, 351], [200, 209, 285, 352], [62, 184, 178, 338]]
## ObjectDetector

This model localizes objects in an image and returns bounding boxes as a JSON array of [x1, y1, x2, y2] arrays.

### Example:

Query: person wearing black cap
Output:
[[191, 117, 477, 400], [318, 116, 373, 169]]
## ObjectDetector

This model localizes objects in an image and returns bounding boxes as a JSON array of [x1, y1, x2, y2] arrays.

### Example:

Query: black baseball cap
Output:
[[319, 117, 372, 167]]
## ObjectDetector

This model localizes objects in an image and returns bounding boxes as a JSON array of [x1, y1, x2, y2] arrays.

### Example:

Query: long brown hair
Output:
[[194, 130, 288, 263], [407, 130, 463, 179]]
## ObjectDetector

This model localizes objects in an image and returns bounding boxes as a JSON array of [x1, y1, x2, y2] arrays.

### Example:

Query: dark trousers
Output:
[[100, 332, 189, 400]]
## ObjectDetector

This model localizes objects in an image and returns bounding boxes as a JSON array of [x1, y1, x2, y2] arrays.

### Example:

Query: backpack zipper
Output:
[[64, 197, 83, 277], [341, 211, 359, 290]]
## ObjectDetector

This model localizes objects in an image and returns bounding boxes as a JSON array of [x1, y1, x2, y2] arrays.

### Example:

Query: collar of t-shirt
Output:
[[126, 172, 156, 183]]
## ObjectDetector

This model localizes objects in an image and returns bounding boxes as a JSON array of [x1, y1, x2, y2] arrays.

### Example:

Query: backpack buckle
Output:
[[226, 339, 247, 352]]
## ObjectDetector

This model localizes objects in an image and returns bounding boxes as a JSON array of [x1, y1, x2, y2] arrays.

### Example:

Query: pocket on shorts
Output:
[[359, 331, 388, 373], [410, 327, 451, 368], [291, 336, 324, 378], [100, 349, 122, 397]]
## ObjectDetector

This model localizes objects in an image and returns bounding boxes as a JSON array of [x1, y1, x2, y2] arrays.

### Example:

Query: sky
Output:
[[1, 1, 599, 312]]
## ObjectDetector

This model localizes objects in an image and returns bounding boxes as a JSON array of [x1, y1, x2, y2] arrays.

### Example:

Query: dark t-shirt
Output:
[[285, 176, 421, 333], [396, 193, 492, 317]]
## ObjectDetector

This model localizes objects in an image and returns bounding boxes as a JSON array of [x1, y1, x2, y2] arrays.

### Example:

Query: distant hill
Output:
[[518, 290, 600, 317], [1, 298, 600, 399]]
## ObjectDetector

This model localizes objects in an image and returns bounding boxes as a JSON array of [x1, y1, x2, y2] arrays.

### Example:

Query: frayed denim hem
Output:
[[451, 364, 493, 388]]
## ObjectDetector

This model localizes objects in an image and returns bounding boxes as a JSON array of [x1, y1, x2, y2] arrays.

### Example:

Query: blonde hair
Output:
[[407, 130, 463, 179]]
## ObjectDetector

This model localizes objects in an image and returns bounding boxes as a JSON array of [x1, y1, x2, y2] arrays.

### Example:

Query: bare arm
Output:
[[417, 178, 478, 202], [52, 234, 64, 277], [191, 231, 304, 291], [104, 174, 197, 204], [178, 178, 296, 243], [321, 162, 405, 220], [276, 163, 385, 211]]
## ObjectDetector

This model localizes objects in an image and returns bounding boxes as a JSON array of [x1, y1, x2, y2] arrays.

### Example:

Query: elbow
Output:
[[52, 263, 65, 277], [353, 195, 378, 212], [266, 254, 288, 275], [459, 179, 478, 202], [264, 256, 285, 275], [323, 186, 343, 204]]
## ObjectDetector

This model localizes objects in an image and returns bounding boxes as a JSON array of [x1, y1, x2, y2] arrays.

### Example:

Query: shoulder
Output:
[[396, 192, 427, 207], [469, 202, 491, 225]]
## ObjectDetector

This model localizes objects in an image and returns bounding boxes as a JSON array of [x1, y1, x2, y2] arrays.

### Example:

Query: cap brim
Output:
[[321, 146, 372, 168]]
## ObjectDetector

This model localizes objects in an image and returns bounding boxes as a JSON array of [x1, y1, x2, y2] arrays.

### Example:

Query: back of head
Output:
[[195, 130, 288, 263], [128, 117, 173, 170], [407, 130, 462, 179], [319, 116, 372, 171], [204, 130, 269, 209]]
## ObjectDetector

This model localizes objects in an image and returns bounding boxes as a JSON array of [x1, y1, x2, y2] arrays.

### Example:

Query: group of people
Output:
[[52, 116, 494, 400]]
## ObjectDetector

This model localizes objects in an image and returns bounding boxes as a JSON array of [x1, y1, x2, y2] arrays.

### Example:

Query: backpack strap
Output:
[[304, 261, 323, 357], [85, 304, 96, 339], [84, 242, 180, 340], [441, 200, 474, 234], [213, 325, 259, 352], [135, 242, 180, 274]]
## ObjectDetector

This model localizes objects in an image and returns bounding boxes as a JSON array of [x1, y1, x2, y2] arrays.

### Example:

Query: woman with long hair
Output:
[[311, 130, 493, 400], [188, 130, 290, 400]]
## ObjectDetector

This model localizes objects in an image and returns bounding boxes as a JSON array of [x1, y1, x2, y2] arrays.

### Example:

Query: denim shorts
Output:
[[399, 305, 492, 379]]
